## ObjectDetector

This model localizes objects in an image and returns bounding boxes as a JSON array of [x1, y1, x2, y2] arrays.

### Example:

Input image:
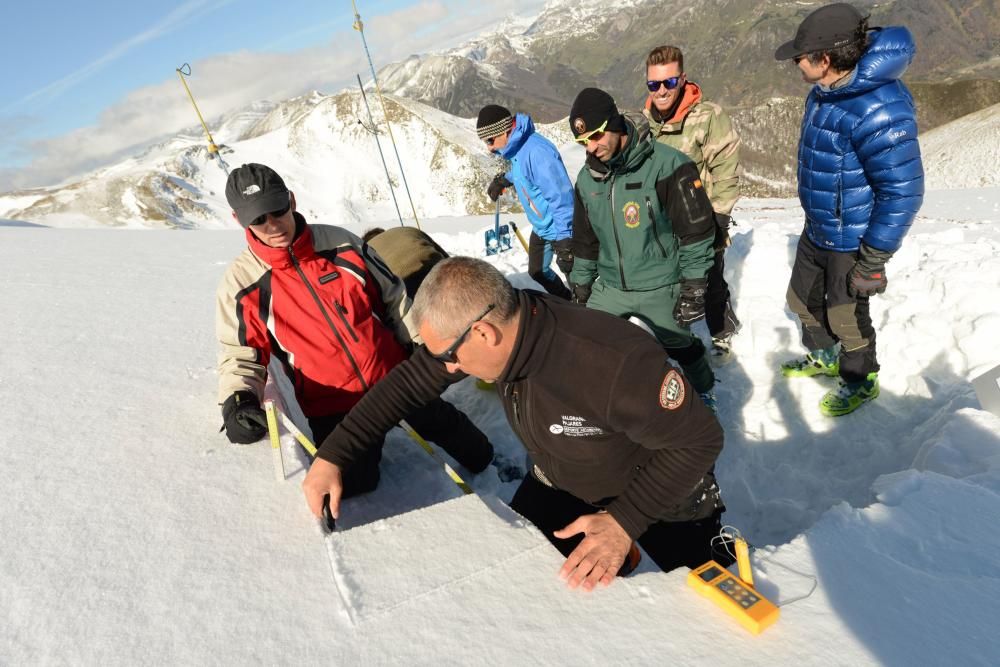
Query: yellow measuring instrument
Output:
[[687, 536, 779, 635], [263, 400, 285, 482]]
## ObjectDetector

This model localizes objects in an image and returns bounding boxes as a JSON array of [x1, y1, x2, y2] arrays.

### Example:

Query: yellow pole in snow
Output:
[[175, 63, 220, 155]]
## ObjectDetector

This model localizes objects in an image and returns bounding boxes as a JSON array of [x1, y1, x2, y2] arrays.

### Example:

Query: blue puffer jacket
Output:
[[497, 113, 574, 241], [797, 26, 924, 253]]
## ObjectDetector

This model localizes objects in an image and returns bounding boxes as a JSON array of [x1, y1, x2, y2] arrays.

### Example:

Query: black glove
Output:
[[552, 238, 574, 275], [848, 243, 892, 298], [487, 173, 512, 202], [221, 391, 268, 444], [674, 278, 708, 326], [570, 282, 592, 305]]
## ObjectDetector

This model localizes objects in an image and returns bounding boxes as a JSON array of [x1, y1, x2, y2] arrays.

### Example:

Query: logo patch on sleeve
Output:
[[659, 369, 685, 410]]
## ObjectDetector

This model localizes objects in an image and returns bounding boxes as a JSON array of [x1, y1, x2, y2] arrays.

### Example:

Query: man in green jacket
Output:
[[643, 45, 743, 359], [568, 87, 718, 405]]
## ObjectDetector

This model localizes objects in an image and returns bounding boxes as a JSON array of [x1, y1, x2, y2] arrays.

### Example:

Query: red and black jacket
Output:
[[216, 215, 411, 417]]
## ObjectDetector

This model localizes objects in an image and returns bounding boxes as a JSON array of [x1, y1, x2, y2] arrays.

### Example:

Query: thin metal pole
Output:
[[175, 63, 229, 174], [351, 0, 421, 230], [357, 74, 404, 227]]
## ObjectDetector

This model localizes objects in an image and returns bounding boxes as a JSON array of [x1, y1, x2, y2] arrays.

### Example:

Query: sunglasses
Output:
[[646, 76, 682, 93], [250, 196, 292, 226], [574, 119, 609, 145], [430, 303, 495, 363]]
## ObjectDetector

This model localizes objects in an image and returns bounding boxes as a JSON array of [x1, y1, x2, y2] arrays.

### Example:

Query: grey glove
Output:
[[674, 278, 708, 326], [552, 238, 574, 275], [848, 243, 892, 298]]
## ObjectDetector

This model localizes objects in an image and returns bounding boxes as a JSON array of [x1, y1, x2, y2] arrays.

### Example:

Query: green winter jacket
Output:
[[569, 114, 716, 291]]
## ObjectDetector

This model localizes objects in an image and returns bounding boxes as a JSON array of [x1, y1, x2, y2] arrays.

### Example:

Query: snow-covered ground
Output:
[[2, 189, 1000, 664]]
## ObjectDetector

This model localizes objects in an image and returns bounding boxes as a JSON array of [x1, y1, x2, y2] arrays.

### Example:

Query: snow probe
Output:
[[355, 73, 405, 228], [174, 63, 230, 175], [350, 0, 421, 230]]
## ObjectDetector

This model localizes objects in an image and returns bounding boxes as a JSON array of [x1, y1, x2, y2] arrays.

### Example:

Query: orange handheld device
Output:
[[687, 561, 779, 635]]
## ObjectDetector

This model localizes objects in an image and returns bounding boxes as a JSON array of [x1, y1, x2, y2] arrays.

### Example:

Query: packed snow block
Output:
[[972, 363, 1000, 418], [325, 494, 557, 623]]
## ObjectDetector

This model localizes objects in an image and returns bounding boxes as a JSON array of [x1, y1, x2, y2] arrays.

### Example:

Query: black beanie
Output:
[[477, 104, 514, 140], [569, 88, 625, 138]]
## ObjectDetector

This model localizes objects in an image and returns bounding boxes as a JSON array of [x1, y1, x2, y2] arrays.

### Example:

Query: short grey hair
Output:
[[411, 257, 518, 338]]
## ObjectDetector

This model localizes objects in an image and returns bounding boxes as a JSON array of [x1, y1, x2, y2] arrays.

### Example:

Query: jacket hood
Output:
[[498, 113, 535, 159], [817, 26, 915, 100]]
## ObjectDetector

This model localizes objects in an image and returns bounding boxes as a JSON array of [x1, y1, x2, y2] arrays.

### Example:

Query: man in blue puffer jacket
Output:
[[478, 105, 574, 300], [775, 3, 924, 416]]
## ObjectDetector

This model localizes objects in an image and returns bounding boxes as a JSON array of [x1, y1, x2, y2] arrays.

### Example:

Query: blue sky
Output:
[[0, 0, 544, 191]]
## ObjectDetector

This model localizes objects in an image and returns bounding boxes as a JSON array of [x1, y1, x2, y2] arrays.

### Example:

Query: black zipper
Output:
[[289, 247, 369, 391], [608, 176, 628, 289], [646, 196, 668, 258], [333, 300, 360, 343]]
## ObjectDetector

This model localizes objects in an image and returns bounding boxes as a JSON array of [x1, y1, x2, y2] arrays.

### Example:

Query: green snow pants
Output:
[[587, 280, 715, 393]]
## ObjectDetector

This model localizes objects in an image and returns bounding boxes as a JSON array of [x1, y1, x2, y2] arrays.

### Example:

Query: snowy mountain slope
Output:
[[2, 188, 999, 663], [920, 102, 1000, 190], [0, 92, 573, 230]]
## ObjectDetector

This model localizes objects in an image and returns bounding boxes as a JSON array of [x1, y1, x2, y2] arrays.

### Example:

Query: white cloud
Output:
[[0, 0, 547, 192]]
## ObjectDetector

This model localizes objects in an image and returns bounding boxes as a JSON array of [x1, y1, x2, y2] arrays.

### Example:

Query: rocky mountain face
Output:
[[3, 0, 997, 226], [377, 0, 1000, 195]]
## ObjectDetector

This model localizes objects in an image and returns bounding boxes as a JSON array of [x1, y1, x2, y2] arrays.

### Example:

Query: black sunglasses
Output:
[[430, 303, 496, 363], [646, 76, 682, 93], [250, 196, 292, 226]]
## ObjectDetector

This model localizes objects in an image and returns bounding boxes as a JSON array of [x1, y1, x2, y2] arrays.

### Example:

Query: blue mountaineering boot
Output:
[[781, 346, 839, 378], [819, 372, 880, 417]]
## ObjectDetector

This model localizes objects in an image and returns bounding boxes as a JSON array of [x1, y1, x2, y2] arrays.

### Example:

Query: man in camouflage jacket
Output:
[[643, 46, 743, 357]]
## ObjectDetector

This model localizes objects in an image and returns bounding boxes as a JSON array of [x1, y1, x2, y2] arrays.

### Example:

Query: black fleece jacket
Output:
[[317, 290, 724, 539]]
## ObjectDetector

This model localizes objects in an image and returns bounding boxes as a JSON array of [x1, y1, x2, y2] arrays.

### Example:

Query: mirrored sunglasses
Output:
[[646, 76, 682, 92]]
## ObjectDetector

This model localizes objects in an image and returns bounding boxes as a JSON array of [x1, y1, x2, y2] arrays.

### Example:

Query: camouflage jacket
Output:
[[643, 81, 742, 216]]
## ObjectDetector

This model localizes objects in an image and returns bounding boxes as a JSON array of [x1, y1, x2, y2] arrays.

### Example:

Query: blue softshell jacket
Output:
[[498, 113, 575, 241], [797, 26, 925, 253]]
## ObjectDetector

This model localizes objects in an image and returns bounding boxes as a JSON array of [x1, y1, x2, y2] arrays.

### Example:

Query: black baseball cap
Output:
[[225, 163, 290, 228], [775, 3, 865, 60]]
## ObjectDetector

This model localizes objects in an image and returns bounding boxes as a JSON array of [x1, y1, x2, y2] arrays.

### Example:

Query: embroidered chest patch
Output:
[[622, 201, 641, 228], [659, 369, 685, 410]]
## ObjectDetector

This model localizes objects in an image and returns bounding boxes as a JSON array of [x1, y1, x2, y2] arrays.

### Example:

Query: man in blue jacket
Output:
[[478, 104, 574, 300], [775, 3, 924, 416]]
